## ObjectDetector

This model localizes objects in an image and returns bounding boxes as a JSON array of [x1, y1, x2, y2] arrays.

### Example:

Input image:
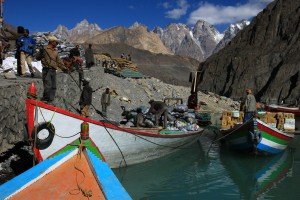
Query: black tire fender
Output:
[[31, 122, 55, 150]]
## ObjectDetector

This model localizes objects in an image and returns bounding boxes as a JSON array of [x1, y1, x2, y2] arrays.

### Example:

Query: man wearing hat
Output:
[[40, 35, 67, 103], [79, 78, 93, 117], [147, 100, 168, 129], [244, 88, 257, 122]]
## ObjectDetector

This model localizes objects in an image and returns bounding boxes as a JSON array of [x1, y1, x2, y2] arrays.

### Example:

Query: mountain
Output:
[[83, 23, 173, 55], [197, 0, 299, 103], [213, 19, 250, 54], [52, 19, 101, 40], [154, 20, 223, 62]]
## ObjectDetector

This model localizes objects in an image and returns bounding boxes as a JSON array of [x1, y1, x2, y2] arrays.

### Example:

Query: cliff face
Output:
[[198, 0, 300, 103]]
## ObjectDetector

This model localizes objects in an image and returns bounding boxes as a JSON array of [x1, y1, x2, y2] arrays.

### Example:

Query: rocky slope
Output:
[[197, 0, 300, 103], [213, 19, 250, 54], [92, 43, 199, 87]]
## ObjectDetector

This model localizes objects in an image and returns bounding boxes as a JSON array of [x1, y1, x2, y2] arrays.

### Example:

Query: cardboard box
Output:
[[222, 120, 227, 126], [277, 123, 284, 130], [284, 123, 295, 130], [267, 123, 277, 129], [267, 117, 277, 123], [267, 112, 276, 118], [238, 117, 243, 122], [227, 112, 233, 117], [278, 118, 285, 124], [285, 118, 295, 124], [276, 113, 284, 119], [222, 111, 228, 118], [233, 111, 240, 118], [284, 113, 290, 118], [239, 112, 244, 118], [222, 125, 231, 129]]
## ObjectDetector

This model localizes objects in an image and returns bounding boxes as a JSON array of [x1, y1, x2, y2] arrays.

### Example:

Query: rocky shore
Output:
[[0, 66, 239, 154]]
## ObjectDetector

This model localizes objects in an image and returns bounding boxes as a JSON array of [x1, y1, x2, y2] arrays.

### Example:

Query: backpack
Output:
[[34, 45, 44, 61]]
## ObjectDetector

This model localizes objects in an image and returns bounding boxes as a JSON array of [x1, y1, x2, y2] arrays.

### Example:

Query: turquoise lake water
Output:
[[113, 119, 300, 200]]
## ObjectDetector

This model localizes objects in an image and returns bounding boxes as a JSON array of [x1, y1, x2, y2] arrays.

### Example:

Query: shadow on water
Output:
[[0, 142, 33, 185]]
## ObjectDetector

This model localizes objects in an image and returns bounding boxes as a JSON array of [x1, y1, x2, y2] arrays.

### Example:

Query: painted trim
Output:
[[0, 150, 76, 199], [87, 150, 132, 200]]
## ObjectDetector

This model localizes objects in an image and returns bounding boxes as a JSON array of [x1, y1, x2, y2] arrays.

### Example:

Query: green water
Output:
[[113, 133, 300, 200]]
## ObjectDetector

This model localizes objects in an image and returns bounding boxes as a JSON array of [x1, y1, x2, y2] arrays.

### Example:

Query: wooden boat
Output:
[[220, 118, 294, 155], [0, 122, 132, 200], [26, 83, 204, 168], [220, 148, 294, 199], [265, 104, 300, 117]]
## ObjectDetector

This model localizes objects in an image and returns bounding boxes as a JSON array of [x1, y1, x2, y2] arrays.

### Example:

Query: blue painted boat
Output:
[[0, 122, 132, 200]]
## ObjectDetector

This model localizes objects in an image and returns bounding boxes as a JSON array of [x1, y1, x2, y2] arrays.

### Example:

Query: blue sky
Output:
[[4, 0, 273, 33]]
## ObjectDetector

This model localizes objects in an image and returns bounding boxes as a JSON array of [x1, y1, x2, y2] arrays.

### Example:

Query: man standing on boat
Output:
[[244, 88, 257, 122], [147, 100, 168, 129], [40, 35, 67, 103], [101, 88, 111, 117], [79, 78, 93, 117]]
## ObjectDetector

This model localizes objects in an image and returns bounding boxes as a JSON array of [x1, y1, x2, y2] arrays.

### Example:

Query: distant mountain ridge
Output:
[[52, 19, 250, 61]]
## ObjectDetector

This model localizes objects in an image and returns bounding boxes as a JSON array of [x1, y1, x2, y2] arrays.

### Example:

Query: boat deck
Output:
[[10, 152, 106, 200]]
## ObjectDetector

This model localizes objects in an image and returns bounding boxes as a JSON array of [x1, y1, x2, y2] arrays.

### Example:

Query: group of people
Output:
[[37, 35, 111, 118], [2, 26, 37, 77]]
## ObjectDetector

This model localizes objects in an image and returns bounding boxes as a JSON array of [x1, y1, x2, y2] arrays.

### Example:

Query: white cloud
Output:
[[162, 2, 172, 9], [188, 0, 273, 25], [165, 0, 190, 19]]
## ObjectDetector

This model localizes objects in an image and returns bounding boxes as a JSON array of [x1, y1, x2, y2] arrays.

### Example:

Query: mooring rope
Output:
[[69, 142, 93, 199]]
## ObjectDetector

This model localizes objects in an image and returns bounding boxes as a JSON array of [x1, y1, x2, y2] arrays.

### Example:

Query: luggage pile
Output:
[[221, 111, 244, 129], [120, 104, 201, 131], [221, 110, 295, 132], [257, 112, 295, 132]]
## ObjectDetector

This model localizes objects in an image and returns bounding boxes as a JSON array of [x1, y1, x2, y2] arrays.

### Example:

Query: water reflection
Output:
[[220, 147, 295, 200], [113, 135, 300, 200]]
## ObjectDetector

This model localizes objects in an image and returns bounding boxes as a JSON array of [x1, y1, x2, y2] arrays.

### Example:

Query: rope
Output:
[[69, 141, 93, 199], [37, 55, 202, 168], [37, 106, 78, 138]]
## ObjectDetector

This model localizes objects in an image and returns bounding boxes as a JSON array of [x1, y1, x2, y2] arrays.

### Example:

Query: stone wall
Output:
[[0, 72, 83, 153]]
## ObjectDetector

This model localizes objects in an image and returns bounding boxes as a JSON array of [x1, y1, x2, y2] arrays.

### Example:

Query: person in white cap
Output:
[[40, 35, 67, 103], [79, 78, 93, 117]]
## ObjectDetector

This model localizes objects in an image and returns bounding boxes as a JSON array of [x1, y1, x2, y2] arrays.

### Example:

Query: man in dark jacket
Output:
[[244, 88, 257, 122], [85, 44, 94, 69], [147, 100, 168, 129], [70, 45, 80, 58], [17, 29, 36, 77], [79, 78, 93, 117]]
